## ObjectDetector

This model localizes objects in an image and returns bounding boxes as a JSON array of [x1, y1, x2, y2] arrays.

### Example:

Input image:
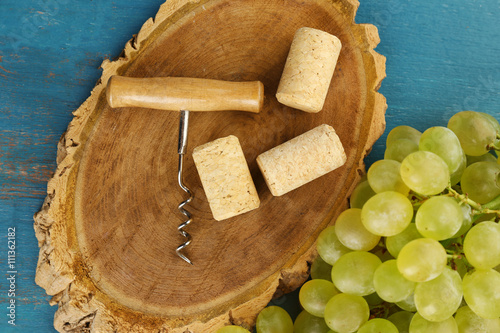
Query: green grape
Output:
[[415, 196, 463, 240], [400, 151, 450, 195], [386, 125, 422, 146], [396, 292, 417, 312], [334, 208, 381, 251], [454, 153, 467, 185], [367, 159, 410, 195], [467, 152, 497, 166], [462, 269, 500, 319], [463, 222, 500, 269], [311, 256, 333, 281], [454, 305, 500, 333], [388, 311, 414, 333], [349, 180, 376, 209], [460, 161, 500, 204], [447, 110, 498, 156], [361, 191, 413, 237], [216, 326, 251, 333], [299, 279, 339, 318], [331, 251, 381, 296], [357, 318, 398, 333], [386, 222, 422, 258], [373, 259, 416, 302], [256, 306, 293, 333], [294, 310, 330, 333], [409, 313, 458, 333], [317, 226, 351, 265], [414, 267, 463, 322], [452, 202, 473, 238], [397, 238, 447, 282], [324, 294, 369, 333], [385, 138, 419, 162], [419, 126, 467, 185], [480, 112, 500, 134]]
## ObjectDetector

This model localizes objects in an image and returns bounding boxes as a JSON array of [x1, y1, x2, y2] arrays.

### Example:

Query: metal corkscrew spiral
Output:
[[105, 76, 264, 266], [176, 110, 194, 265]]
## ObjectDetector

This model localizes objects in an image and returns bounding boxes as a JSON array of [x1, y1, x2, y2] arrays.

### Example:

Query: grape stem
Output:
[[369, 302, 393, 319], [487, 141, 500, 151], [446, 187, 500, 216], [446, 253, 463, 260], [488, 133, 500, 150], [409, 192, 429, 209], [446, 187, 482, 210]]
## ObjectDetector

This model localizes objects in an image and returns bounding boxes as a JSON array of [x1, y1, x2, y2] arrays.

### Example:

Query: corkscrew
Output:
[[176, 110, 193, 265], [106, 75, 264, 265]]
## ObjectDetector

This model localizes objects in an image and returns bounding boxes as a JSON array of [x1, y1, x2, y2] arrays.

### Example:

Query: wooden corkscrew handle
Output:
[[106, 76, 264, 113]]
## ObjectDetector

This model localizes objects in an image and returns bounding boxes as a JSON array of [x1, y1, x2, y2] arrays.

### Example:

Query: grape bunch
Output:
[[217, 111, 500, 333]]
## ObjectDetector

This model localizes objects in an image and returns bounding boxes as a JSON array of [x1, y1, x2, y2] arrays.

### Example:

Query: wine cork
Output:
[[257, 124, 346, 196], [276, 27, 342, 113], [193, 135, 260, 221]]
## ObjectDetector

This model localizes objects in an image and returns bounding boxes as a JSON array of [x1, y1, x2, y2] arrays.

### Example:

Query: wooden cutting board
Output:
[[33, 0, 386, 331]]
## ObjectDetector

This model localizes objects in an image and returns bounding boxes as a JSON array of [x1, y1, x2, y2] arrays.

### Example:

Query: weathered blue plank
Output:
[[0, 1, 165, 331], [356, 0, 500, 164], [0, 0, 499, 332]]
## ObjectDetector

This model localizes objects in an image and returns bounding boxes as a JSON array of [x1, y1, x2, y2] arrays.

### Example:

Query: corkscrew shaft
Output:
[[176, 110, 194, 265]]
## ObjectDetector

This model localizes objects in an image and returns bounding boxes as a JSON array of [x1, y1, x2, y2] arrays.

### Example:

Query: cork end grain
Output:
[[193, 135, 260, 221], [257, 124, 347, 196], [276, 27, 342, 113]]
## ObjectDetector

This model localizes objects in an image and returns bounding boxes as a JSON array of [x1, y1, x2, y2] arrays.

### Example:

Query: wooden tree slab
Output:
[[34, 0, 386, 331]]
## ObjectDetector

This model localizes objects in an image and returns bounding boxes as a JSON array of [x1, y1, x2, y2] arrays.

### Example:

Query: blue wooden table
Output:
[[1, 0, 499, 332]]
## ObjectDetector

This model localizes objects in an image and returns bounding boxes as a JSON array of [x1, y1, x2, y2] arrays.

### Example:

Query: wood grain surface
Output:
[[33, 0, 385, 331], [1, 0, 500, 332]]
